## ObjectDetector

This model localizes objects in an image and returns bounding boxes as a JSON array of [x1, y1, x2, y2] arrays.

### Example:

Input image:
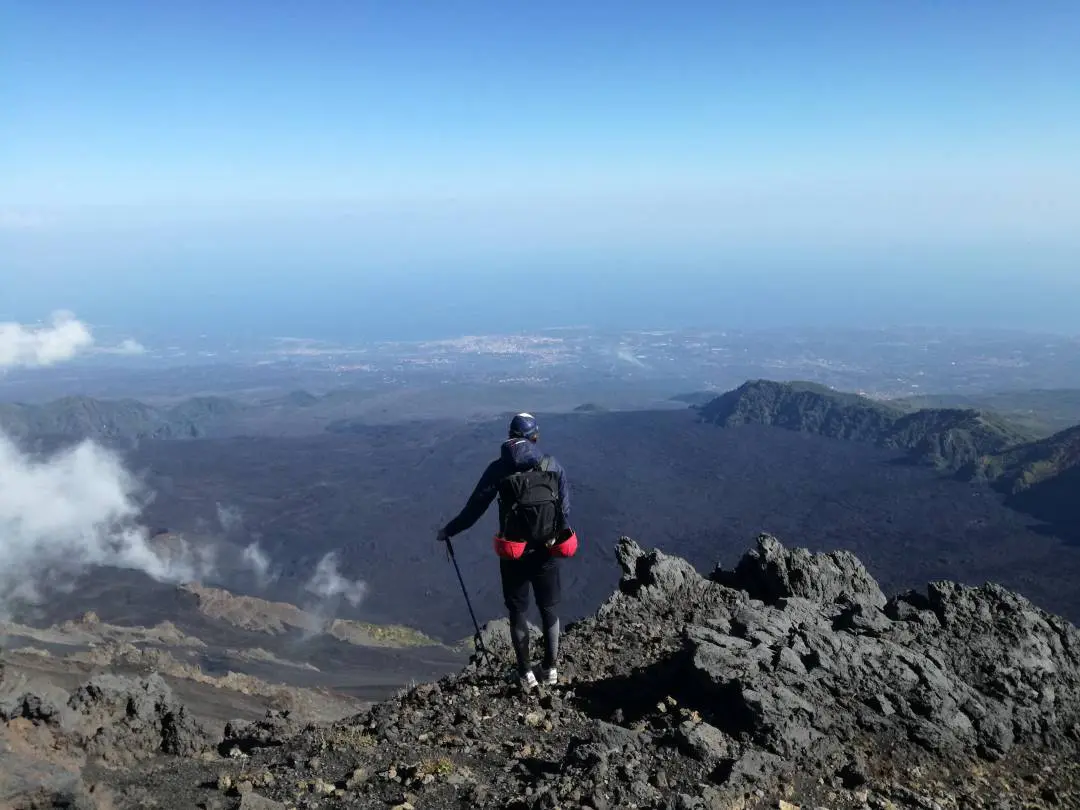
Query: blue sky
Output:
[[2, 1, 1078, 338]]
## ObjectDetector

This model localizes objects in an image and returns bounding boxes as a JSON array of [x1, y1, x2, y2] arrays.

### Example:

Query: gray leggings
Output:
[[510, 605, 560, 675], [501, 555, 561, 675]]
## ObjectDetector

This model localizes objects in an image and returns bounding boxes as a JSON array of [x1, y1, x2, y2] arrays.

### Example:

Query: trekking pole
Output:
[[445, 538, 491, 663]]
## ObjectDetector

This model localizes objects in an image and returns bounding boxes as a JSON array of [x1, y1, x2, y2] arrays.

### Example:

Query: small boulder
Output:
[[239, 792, 288, 810], [221, 710, 299, 754], [675, 720, 734, 767], [609, 536, 708, 605], [714, 534, 886, 610]]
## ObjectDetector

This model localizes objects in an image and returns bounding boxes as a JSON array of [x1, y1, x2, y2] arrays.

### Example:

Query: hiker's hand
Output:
[[436, 528, 449, 544]]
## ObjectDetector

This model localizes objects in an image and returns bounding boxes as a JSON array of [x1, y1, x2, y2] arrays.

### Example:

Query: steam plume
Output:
[[304, 552, 367, 607], [242, 541, 277, 589], [216, 503, 244, 534], [0, 313, 190, 615]]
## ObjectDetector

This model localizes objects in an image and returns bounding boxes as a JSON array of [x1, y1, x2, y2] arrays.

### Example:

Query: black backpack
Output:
[[497, 456, 561, 545]]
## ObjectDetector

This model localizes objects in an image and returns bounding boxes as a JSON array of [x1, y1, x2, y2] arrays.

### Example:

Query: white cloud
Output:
[[0, 432, 201, 615], [0, 312, 191, 616], [304, 552, 367, 608], [0, 311, 94, 368], [94, 338, 147, 356]]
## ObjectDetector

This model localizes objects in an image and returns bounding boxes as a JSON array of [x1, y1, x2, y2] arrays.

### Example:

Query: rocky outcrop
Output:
[[68, 673, 213, 761], [184, 533, 1080, 810], [607, 535, 717, 610], [5, 533, 1080, 808], [0, 669, 215, 808], [712, 532, 887, 609], [1, 671, 214, 766], [180, 581, 441, 646], [221, 710, 302, 755], [688, 534, 1080, 773]]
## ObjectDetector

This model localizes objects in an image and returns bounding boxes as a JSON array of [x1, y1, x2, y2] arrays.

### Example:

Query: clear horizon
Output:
[[2, 1, 1078, 339]]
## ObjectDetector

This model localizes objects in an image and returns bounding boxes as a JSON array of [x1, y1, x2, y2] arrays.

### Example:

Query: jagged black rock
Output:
[[5, 533, 1080, 809]]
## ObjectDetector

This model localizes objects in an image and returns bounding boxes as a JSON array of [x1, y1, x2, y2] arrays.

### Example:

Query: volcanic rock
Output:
[[7, 532, 1080, 809]]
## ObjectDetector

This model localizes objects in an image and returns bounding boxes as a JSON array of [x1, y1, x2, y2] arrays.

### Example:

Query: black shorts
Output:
[[500, 551, 561, 614]]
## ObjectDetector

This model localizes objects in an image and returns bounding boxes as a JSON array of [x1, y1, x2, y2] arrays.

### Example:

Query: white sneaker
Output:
[[541, 667, 558, 686], [520, 670, 539, 691]]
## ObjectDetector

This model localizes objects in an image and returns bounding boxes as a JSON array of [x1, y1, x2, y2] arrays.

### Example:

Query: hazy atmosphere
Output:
[[3, 2, 1079, 338], [3, 4, 1080, 809]]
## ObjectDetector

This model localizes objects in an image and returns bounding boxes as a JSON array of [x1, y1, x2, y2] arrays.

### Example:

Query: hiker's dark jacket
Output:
[[442, 438, 571, 539]]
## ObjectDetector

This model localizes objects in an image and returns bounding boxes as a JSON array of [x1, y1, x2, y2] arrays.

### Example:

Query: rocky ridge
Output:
[[698, 380, 1035, 473], [0, 609, 369, 732], [5, 534, 1080, 809], [697, 380, 1080, 541], [0, 394, 242, 442], [972, 423, 1080, 494], [179, 583, 444, 647]]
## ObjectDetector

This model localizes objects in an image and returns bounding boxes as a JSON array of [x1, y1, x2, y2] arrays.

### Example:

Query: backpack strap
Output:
[[540, 455, 567, 533]]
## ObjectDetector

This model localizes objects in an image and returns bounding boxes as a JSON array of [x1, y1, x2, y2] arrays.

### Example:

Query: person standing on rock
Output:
[[437, 412, 576, 691]]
